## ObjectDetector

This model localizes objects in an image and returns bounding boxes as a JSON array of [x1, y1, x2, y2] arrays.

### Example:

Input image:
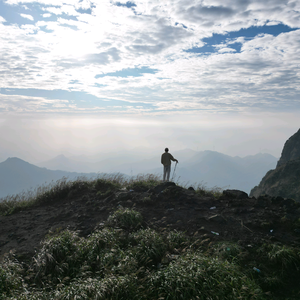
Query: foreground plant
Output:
[[107, 207, 143, 230]]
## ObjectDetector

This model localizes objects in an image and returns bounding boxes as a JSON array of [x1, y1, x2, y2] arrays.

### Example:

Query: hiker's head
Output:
[[165, 148, 169, 152]]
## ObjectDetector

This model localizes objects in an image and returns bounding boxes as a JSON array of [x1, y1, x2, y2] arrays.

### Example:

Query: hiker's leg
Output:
[[166, 165, 171, 181], [163, 166, 167, 182]]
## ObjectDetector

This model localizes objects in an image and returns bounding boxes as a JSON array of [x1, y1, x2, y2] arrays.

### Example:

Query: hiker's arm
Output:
[[170, 155, 178, 163]]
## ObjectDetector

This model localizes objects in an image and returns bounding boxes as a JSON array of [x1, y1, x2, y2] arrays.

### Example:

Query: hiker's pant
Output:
[[163, 165, 171, 182]]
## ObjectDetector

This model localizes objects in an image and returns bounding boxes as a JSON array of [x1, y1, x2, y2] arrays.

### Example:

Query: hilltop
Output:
[[1, 176, 300, 299], [0, 150, 277, 199]]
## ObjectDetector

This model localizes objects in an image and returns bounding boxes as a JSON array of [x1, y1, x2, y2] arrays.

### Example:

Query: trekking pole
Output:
[[171, 162, 178, 182]]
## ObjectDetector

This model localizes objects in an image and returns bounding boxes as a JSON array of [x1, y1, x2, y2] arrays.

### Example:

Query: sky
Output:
[[0, 0, 300, 163]]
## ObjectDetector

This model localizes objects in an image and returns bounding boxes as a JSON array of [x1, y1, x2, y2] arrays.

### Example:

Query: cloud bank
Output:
[[0, 0, 299, 115]]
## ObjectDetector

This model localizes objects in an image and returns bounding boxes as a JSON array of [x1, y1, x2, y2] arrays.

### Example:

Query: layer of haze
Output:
[[0, 112, 297, 164]]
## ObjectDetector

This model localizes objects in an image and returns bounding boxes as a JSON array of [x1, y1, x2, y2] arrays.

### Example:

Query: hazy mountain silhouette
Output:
[[0, 157, 98, 199]]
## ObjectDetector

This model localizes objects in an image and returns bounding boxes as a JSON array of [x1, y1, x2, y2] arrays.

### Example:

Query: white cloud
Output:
[[20, 13, 34, 21], [0, 0, 299, 117]]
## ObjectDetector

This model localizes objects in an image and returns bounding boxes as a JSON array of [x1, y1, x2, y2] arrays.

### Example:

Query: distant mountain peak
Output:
[[3, 157, 28, 164]]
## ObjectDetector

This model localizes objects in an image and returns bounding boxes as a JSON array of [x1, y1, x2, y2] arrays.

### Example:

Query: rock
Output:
[[250, 159, 300, 201], [282, 198, 296, 212], [152, 182, 176, 194], [255, 195, 271, 207], [223, 189, 248, 199], [271, 196, 284, 204], [250, 129, 300, 202], [277, 128, 300, 167]]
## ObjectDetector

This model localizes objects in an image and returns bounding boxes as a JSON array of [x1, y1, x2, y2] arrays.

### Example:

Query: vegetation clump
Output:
[[1, 176, 300, 299], [107, 207, 143, 230], [0, 220, 266, 300]]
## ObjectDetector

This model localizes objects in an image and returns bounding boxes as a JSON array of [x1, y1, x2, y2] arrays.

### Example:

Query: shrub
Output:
[[107, 208, 143, 230], [33, 229, 84, 282], [0, 254, 24, 299], [166, 230, 189, 251], [212, 242, 243, 263], [145, 251, 265, 300], [267, 244, 300, 275], [54, 275, 138, 300], [83, 228, 123, 274], [130, 228, 167, 268]]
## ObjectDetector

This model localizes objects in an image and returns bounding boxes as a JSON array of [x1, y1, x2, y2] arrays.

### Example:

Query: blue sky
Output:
[[0, 0, 300, 161]]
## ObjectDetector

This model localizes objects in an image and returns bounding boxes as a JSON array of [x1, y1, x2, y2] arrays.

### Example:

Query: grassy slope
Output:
[[0, 176, 300, 300]]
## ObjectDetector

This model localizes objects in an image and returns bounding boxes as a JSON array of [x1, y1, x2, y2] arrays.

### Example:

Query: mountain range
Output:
[[0, 150, 278, 200]]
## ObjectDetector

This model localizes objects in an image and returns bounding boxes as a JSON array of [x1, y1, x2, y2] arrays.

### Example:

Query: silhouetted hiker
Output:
[[161, 148, 178, 182]]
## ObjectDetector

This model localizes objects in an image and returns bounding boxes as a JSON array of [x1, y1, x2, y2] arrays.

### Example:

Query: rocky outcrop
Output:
[[277, 128, 300, 167], [250, 129, 300, 201]]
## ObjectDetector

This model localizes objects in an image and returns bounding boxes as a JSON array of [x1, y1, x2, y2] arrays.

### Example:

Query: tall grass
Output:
[[146, 251, 264, 300], [0, 176, 91, 216], [0, 254, 24, 299], [2, 206, 299, 299], [1, 176, 300, 299], [0, 174, 160, 216], [107, 207, 143, 230]]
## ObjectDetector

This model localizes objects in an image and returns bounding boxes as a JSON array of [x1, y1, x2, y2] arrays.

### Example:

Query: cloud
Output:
[[20, 13, 34, 21], [0, 0, 299, 118]]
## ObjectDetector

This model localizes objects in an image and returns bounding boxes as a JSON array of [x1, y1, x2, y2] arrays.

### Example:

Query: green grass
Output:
[[1, 177, 300, 299], [146, 252, 264, 300], [0, 254, 24, 299], [107, 207, 143, 230], [2, 207, 300, 299]]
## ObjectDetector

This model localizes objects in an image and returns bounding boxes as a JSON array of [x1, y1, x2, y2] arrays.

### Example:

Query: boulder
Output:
[[152, 182, 176, 194], [223, 189, 248, 199]]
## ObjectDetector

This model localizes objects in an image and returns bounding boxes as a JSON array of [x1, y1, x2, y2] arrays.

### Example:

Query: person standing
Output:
[[161, 148, 178, 182]]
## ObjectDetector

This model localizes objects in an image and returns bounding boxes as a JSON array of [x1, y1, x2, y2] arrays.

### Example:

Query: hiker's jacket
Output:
[[161, 152, 176, 166]]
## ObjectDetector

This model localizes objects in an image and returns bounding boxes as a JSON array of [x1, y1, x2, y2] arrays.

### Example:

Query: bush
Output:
[[166, 230, 189, 251], [130, 228, 167, 268], [145, 251, 265, 300], [54, 275, 138, 300], [83, 228, 123, 274], [107, 208, 143, 230], [0, 255, 24, 299], [212, 242, 243, 263], [33, 229, 84, 282]]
